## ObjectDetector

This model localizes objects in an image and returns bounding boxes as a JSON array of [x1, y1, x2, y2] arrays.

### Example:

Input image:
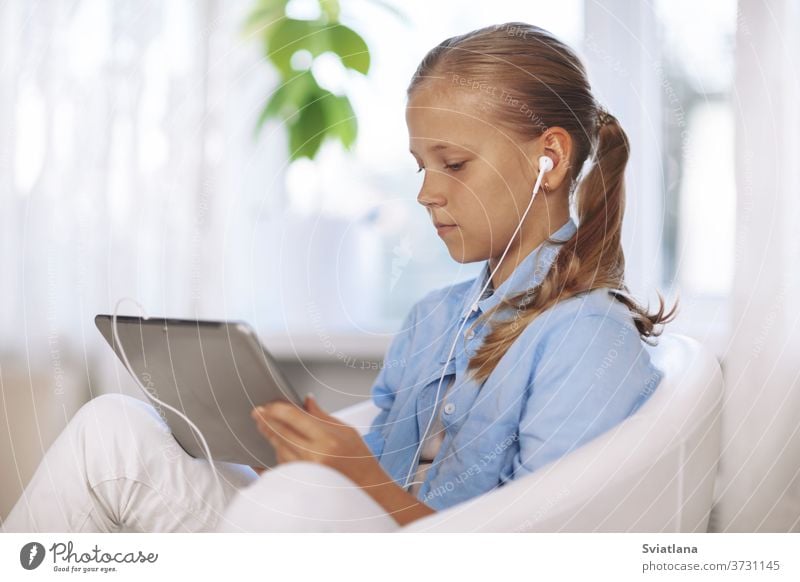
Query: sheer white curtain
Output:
[[0, 0, 287, 392], [710, 0, 800, 532]]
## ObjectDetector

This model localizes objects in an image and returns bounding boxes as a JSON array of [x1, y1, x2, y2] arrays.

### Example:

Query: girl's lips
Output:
[[436, 224, 458, 236]]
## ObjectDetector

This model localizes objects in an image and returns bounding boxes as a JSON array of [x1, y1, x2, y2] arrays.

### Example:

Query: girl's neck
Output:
[[488, 209, 570, 289]]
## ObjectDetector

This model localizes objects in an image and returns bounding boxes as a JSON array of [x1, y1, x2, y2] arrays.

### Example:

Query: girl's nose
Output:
[[417, 184, 447, 209]]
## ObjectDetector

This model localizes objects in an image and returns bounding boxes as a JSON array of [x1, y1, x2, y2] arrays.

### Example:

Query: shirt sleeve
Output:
[[361, 302, 420, 459], [507, 313, 661, 481]]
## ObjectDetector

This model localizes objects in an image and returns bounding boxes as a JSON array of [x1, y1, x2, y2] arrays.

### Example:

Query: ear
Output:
[[539, 127, 572, 192]]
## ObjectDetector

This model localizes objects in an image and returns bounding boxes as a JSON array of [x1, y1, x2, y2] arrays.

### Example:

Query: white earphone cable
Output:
[[111, 297, 224, 500], [403, 157, 553, 490]]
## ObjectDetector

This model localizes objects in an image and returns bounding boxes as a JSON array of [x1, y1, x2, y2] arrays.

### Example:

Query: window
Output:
[[655, 0, 737, 356]]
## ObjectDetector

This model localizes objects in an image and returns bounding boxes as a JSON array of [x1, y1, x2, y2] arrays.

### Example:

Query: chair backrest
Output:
[[336, 333, 724, 532]]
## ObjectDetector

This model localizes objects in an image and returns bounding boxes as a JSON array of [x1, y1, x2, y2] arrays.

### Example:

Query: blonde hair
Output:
[[408, 22, 678, 385]]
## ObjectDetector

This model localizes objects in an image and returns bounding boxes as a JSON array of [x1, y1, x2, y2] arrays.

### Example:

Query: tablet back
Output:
[[94, 315, 300, 468]]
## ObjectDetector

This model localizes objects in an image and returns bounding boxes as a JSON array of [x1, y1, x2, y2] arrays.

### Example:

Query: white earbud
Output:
[[538, 155, 554, 173]]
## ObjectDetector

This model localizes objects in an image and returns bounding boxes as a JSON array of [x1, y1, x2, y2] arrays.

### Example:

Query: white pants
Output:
[[2, 393, 399, 533]]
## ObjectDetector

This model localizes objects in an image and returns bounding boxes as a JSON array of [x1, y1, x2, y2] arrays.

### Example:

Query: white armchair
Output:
[[333, 333, 723, 532]]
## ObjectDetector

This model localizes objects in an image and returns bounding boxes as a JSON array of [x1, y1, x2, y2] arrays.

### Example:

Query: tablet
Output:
[[94, 315, 302, 468]]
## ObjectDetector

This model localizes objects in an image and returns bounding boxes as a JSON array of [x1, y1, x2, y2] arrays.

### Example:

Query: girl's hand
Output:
[[250, 395, 380, 484], [251, 394, 437, 527]]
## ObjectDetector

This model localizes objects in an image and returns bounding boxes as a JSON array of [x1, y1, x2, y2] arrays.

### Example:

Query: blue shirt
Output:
[[362, 217, 664, 511]]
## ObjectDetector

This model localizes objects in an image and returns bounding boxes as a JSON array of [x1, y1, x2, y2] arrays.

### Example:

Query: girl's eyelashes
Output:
[[415, 162, 466, 173]]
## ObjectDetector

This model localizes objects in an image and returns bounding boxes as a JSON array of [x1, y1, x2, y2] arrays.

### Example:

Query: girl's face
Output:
[[406, 83, 546, 265]]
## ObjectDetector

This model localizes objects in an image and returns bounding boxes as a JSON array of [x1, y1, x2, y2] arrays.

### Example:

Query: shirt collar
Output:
[[458, 216, 578, 323]]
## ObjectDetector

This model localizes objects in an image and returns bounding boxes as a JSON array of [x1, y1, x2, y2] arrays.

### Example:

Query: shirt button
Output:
[[465, 330, 475, 339], [443, 402, 456, 415]]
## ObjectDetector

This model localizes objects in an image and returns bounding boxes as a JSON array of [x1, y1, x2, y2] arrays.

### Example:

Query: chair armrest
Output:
[[399, 412, 686, 532]]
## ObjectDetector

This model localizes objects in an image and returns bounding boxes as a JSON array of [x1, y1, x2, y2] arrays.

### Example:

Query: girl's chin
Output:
[[443, 243, 482, 264], [438, 227, 487, 262]]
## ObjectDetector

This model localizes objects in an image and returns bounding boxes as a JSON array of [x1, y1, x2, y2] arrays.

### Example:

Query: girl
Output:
[[3, 22, 675, 533]]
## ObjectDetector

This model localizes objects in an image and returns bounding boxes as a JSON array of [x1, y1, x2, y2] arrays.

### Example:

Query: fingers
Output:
[[253, 410, 307, 448], [253, 414, 301, 465], [305, 395, 343, 422], [252, 405, 306, 436], [250, 399, 354, 467], [304, 394, 320, 412], [274, 445, 298, 464]]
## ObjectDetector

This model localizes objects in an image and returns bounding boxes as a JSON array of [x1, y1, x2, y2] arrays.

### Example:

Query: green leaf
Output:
[[265, 18, 329, 76], [288, 91, 329, 161], [245, 2, 383, 160], [255, 71, 319, 134], [326, 25, 370, 74], [323, 94, 357, 149], [259, 79, 360, 157], [318, 0, 341, 22], [265, 20, 370, 77]]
